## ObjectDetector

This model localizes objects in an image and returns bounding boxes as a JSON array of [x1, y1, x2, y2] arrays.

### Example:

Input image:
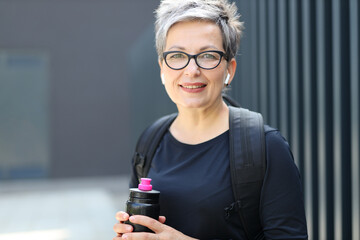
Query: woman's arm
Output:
[[260, 130, 308, 239]]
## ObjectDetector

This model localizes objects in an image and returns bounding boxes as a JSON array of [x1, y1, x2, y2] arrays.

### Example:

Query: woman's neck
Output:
[[169, 100, 230, 144]]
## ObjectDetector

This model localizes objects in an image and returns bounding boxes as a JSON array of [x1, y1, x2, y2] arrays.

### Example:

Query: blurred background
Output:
[[0, 0, 358, 240]]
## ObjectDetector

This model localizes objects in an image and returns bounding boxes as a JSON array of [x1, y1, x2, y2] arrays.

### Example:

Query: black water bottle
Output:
[[125, 178, 160, 232]]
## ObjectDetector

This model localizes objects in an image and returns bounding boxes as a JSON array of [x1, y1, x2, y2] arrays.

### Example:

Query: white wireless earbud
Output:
[[224, 73, 230, 85], [161, 74, 165, 85]]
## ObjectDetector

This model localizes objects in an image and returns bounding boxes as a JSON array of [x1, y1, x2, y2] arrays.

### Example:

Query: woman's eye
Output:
[[200, 53, 218, 60], [169, 53, 185, 59]]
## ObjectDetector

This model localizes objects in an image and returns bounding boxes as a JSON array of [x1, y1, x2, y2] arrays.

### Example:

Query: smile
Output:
[[181, 84, 207, 89]]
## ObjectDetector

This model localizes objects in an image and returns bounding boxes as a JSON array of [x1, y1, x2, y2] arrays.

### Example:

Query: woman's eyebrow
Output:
[[167, 45, 220, 51], [167, 45, 186, 51], [199, 45, 220, 51]]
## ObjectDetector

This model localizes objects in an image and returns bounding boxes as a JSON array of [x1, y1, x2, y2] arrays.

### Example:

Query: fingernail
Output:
[[122, 234, 128, 240], [129, 216, 135, 222]]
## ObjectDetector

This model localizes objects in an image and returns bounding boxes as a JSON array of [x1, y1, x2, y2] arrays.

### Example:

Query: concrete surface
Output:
[[0, 176, 130, 240]]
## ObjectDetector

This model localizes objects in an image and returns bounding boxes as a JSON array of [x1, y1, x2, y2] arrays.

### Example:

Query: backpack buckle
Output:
[[224, 200, 241, 220]]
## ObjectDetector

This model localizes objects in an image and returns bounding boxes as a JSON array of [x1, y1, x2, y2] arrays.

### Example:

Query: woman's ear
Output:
[[225, 58, 237, 86], [161, 74, 165, 85], [159, 58, 165, 85], [224, 73, 230, 85]]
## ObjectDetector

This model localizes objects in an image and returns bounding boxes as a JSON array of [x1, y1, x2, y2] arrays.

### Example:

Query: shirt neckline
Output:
[[166, 129, 229, 148]]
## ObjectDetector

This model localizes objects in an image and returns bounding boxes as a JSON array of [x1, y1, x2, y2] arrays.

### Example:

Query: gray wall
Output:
[[0, 0, 159, 177]]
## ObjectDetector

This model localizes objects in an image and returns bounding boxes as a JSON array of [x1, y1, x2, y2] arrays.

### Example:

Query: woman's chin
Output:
[[176, 100, 212, 110]]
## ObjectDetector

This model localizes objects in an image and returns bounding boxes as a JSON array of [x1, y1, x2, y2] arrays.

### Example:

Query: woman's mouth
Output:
[[181, 84, 207, 89], [180, 83, 207, 93]]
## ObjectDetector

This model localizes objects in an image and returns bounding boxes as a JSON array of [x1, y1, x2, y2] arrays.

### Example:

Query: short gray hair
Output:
[[155, 0, 244, 61]]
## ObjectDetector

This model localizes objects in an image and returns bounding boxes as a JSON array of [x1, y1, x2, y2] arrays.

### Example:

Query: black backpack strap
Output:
[[222, 93, 241, 108], [132, 113, 177, 184], [227, 106, 266, 240]]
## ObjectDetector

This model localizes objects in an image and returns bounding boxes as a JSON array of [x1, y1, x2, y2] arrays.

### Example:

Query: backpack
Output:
[[131, 96, 266, 240]]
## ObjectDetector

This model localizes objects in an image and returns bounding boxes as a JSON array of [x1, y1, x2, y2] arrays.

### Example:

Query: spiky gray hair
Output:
[[155, 0, 244, 61]]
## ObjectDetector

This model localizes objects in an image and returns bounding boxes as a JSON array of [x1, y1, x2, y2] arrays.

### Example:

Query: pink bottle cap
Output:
[[138, 178, 153, 191]]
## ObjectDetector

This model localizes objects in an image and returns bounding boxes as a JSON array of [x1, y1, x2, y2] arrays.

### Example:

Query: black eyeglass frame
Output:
[[162, 50, 228, 70]]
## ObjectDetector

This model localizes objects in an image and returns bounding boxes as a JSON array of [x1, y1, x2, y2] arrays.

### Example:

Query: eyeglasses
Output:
[[163, 50, 228, 70]]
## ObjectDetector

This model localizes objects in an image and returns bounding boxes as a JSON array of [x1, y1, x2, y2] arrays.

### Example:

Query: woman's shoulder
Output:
[[263, 125, 299, 176], [264, 125, 290, 150]]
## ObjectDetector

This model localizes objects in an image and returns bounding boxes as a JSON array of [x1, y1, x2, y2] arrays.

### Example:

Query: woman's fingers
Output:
[[122, 232, 158, 240], [129, 215, 163, 233], [119, 217, 160, 240], [113, 214, 167, 239], [159, 216, 166, 224], [115, 211, 165, 225], [113, 211, 133, 236], [115, 211, 129, 222], [121, 215, 196, 240], [113, 222, 133, 234]]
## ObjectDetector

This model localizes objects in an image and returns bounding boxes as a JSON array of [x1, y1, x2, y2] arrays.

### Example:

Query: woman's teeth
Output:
[[181, 85, 206, 89]]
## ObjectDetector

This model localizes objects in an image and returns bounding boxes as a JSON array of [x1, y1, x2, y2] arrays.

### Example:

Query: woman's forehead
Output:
[[165, 21, 224, 52]]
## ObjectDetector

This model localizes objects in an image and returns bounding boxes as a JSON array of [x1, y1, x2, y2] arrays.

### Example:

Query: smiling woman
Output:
[[113, 0, 308, 239], [160, 20, 236, 117]]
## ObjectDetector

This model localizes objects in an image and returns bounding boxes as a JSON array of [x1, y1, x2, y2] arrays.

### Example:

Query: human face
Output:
[[159, 21, 236, 110]]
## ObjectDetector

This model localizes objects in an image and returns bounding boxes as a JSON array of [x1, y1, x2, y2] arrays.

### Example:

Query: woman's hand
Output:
[[113, 211, 134, 238], [113, 211, 197, 240]]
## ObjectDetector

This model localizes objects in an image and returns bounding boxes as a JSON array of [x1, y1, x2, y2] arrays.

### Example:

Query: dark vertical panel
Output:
[[288, 0, 302, 172], [250, 0, 259, 111], [324, 1, 335, 238], [267, 0, 278, 127], [350, 0, 360, 239], [333, 0, 352, 239], [311, 0, 319, 238], [277, 0, 289, 139], [302, 0, 318, 238], [258, 0, 268, 120], [332, 0, 343, 238], [235, 0, 255, 109], [316, 0, 326, 238], [341, 0, 352, 238], [316, 0, 335, 239], [317, 0, 334, 239]]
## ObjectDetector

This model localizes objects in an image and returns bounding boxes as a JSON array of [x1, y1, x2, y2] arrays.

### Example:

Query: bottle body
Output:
[[125, 188, 160, 232]]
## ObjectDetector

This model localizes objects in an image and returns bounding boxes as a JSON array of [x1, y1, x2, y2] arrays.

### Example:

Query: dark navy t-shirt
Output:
[[139, 127, 307, 239]]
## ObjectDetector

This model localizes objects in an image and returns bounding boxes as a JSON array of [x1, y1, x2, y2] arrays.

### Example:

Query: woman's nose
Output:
[[184, 58, 200, 76]]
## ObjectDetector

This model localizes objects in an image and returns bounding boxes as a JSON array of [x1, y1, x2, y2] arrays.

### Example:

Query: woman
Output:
[[113, 0, 308, 239]]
